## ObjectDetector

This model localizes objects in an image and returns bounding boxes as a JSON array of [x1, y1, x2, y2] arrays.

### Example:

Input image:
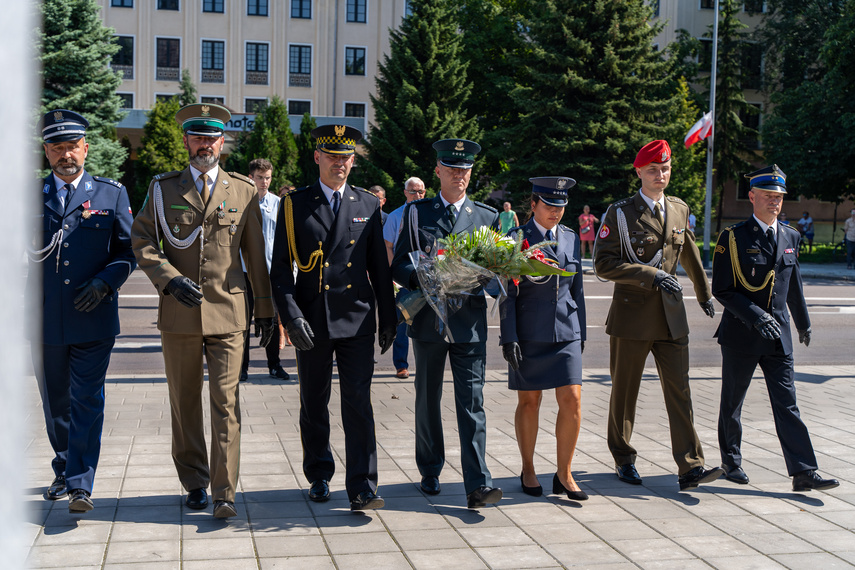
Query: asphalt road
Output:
[[109, 269, 854, 378]]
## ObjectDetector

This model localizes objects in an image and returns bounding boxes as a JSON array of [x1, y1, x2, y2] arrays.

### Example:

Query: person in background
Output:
[[30, 109, 136, 513], [713, 164, 839, 492], [499, 201, 519, 234], [779, 212, 790, 226], [797, 211, 814, 253], [577, 205, 599, 259], [500, 176, 587, 501], [844, 209, 855, 270], [239, 158, 289, 381], [384, 176, 426, 379], [278, 184, 295, 198], [369, 185, 388, 226]]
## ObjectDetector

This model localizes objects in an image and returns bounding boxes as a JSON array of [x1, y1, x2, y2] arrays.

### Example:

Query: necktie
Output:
[[654, 202, 664, 226], [447, 204, 457, 226], [545, 229, 554, 241], [766, 227, 776, 251], [331, 191, 340, 216], [200, 173, 210, 205], [59, 183, 72, 210]]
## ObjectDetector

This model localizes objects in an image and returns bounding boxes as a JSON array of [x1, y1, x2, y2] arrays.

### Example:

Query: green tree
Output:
[[224, 96, 299, 189], [358, 0, 481, 210], [133, 97, 185, 212], [295, 113, 318, 188], [178, 69, 198, 107], [38, 0, 127, 179], [664, 78, 708, 222], [495, 0, 677, 218]]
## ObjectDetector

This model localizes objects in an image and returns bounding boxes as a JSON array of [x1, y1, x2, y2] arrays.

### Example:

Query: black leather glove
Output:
[[165, 276, 203, 308], [581, 341, 585, 354], [73, 277, 112, 312], [653, 270, 682, 295], [286, 317, 315, 351], [700, 299, 716, 318], [378, 325, 396, 354], [255, 317, 276, 348], [409, 272, 420, 290], [754, 313, 782, 340], [502, 342, 523, 371], [798, 327, 812, 347]]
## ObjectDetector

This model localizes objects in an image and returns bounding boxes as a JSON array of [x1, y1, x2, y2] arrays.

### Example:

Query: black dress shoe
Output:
[[466, 486, 503, 509], [213, 500, 237, 518], [308, 480, 330, 502], [678, 465, 724, 491], [350, 490, 385, 511], [269, 366, 290, 380], [186, 488, 209, 509], [792, 470, 840, 492], [616, 464, 642, 485], [45, 475, 67, 500], [553, 473, 588, 501], [724, 466, 750, 484], [420, 475, 441, 495], [520, 473, 543, 497], [68, 489, 93, 513]]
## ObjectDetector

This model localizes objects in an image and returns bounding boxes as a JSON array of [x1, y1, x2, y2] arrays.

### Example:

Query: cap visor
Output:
[[539, 196, 568, 207], [438, 159, 474, 169]]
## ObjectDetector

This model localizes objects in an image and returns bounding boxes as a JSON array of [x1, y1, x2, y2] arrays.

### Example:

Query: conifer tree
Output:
[[664, 78, 708, 222], [38, 0, 127, 179], [178, 69, 198, 107], [296, 113, 318, 188], [224, 96, 299, 189], [496, 0, 678, 217], [133, 97, 185, 211], [359, 0, 481, 209]]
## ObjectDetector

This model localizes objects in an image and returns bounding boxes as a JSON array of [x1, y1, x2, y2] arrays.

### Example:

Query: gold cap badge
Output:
[[334, 125, 346, 137]]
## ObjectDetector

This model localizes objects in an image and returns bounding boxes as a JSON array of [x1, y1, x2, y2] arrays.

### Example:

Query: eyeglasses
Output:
[[405, 188, 426, 195]]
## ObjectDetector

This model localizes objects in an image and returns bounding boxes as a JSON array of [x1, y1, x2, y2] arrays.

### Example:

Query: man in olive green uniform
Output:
[[132, 103, 275, 518], [594, 140, 722, 491]]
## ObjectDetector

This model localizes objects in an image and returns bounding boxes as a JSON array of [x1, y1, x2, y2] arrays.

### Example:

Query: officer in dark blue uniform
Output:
[[712, 165, 839, 492], [29, 110, 136, 512], [391, 139, 503, 509]]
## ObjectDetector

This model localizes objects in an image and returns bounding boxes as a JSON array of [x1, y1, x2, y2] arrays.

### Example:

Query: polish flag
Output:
[[684, 111, 713, 149]]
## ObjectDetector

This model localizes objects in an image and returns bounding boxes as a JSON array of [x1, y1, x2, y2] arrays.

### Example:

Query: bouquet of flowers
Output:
[[399, 226, 575, 342]]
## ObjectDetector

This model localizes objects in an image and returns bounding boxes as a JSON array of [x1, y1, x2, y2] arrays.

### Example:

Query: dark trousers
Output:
[[35, 337, 115, 493], [241, 272, 281, 371], [393, 288, 409, 370], [846, 238, 855, 266], [296, 334, 378, 500], [412, 339, 491, 494], [718, 345, 817, 476], [607, 335, 705, 475]]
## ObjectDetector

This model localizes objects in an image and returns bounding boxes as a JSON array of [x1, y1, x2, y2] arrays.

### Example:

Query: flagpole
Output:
[[703, 0, 720, 268]]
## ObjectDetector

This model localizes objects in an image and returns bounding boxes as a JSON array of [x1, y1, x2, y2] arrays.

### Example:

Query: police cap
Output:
[[176, 103, 230, 137], [433, 139, 480, 169], [40, 109, 89, 143], [529, 176, 576, 207], [311, 124, 363, 155], [745, 164, 787, 194]]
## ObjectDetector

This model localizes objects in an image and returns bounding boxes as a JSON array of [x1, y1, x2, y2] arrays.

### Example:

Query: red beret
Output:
[[633, 140, 671, 168]]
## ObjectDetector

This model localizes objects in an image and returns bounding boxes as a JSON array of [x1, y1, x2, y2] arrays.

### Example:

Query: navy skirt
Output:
[[508, 339, 582, 391]]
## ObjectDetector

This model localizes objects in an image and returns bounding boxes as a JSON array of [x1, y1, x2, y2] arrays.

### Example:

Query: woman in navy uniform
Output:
[[500, 177, 588, 500]]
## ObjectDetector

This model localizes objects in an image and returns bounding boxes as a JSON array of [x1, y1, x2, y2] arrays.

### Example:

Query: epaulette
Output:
[[558, 223, 576, 235], [288, 185, 312, 195], [228, 172, 255, 185], [723, 221, 746, 232], [351, 185, 370, 194], [611, 197, 632, 208], [780, 223, 800, 235], [92, 175, 123, 188], [411, 197, 433, 207], [153, 170, 181, 181], [665, 195, 687, 206], [473, 201, 497, 213]]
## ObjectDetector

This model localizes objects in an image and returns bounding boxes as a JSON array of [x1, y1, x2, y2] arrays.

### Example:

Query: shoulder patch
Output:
[[92, 175, 123, 188], [473, 201, 497, 213], [228, 172, 255, 185], [153, 170, 181, 181]]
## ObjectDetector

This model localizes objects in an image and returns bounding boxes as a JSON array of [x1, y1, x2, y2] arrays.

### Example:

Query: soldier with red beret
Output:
[[594, 140, 722, 491]]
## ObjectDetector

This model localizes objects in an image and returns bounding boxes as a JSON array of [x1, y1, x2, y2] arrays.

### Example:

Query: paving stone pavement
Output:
[[24, 365, 855, 569]]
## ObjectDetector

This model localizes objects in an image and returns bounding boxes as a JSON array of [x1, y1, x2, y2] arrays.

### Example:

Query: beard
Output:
[[51, 158, 83, 177], [189, 148, 219, 170]]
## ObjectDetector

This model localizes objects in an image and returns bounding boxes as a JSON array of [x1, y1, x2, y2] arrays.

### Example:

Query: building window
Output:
[[404, 0, 413, 16], [111, 0, 133, 7], [156, 38, 180, 81], [741, 42, 763, 90], [345, 103, 365, 117], [651, 0, 660, 17], [345, 47, 366, 76], [289, 45, 312, 87], [246, 43, 269, 85], [346, 0, 366, 23], [111, 36, 134, 80], [246, 98, 268, 113], [291, 0, 311, 18], [700, 0, 714, 8], [289, 100, 311, 115], [158, 0, 179, 9], [203, 0, 223, 13], [117, 93, 134, 108], [201, 96, 225, 105], [698, 38, 713, 72], [156, 94, 177, 103], [248, 0, 268, 16], [739, 103, 762, 150], [201, 40, 224, 83], [744, 0, 764, 13]]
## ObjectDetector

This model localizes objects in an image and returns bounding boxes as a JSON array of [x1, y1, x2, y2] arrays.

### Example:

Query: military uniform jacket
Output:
[[499, 221, 586, 344], [269, 181, 396, 339], [391, 195, 500, 344], [594, 192, 711, 340], [131, 167, 273, 335], [712, 218, 809, 355], [30, 171, 136, 345]]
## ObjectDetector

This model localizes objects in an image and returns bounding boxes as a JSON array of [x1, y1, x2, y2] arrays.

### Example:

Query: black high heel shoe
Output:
[[553, 473, 588, 501], [520, 473, 543, 497]]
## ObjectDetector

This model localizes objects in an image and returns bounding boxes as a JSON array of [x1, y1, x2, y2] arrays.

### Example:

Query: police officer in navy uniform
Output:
[[270, 124, 397, 511], [391, 139, 503, 509], [713, 165, 839, 492], [29, 110, 136, 512]]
